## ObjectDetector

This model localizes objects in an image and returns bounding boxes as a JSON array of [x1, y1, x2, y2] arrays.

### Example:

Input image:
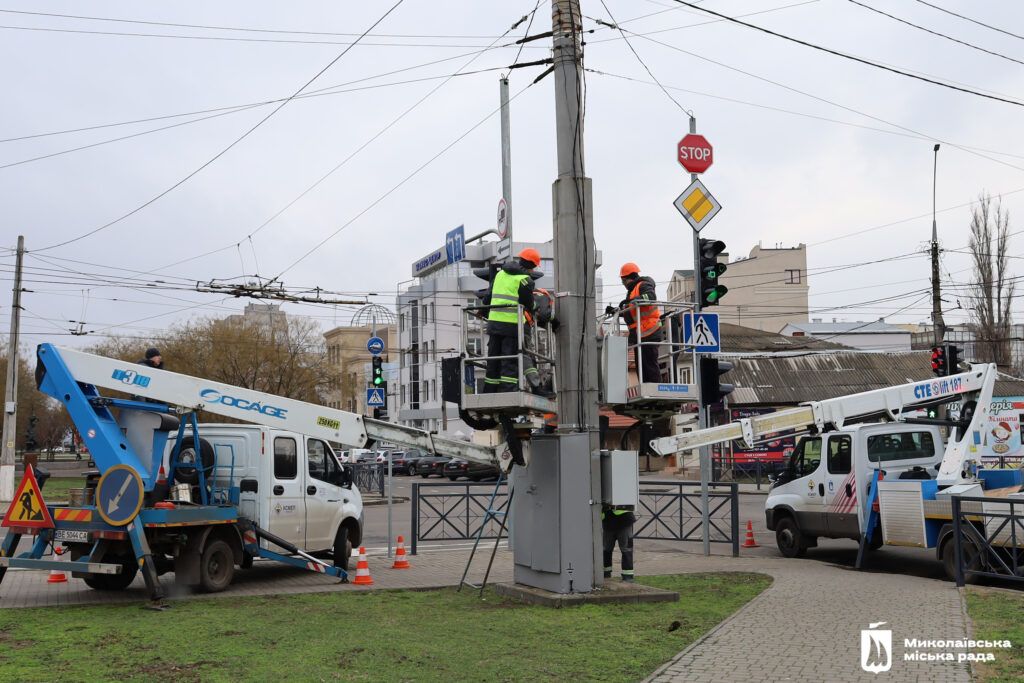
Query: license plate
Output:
[[54, 529, 90, 543]]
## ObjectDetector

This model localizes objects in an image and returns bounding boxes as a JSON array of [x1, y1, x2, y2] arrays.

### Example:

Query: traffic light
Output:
[[927, 407, 939, 419], [930, 346, 947, 377], [697, 238, 728, 307], [371, 356, 384, 386], [699, 356, 735, 404], [946, 344, 961, 375], [472, 264, 500, 301]]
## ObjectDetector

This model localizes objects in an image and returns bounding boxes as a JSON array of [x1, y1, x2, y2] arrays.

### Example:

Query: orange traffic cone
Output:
[[392, 536, 411, 569], [156, 465, 167, 485], [47, 544, 68, 584], [742, 520, 760, 548], [352, 546, 374, 585]]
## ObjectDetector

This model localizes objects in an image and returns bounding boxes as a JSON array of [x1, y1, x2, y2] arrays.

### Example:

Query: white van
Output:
[[172, 424, 363, 568]]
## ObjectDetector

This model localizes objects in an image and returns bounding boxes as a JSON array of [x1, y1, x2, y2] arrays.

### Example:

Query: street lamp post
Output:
[[930, 143, 945, 346]]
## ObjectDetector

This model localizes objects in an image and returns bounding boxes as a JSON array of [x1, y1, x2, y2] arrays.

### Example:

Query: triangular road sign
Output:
[[1, 465, 55, 528]]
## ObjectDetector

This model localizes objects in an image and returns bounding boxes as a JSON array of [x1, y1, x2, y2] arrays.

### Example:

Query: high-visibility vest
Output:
[[626, 281, 661, 337], [488, 270, 530, 324]]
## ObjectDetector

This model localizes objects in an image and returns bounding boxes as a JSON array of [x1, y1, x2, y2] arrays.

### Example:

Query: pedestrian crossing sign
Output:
[[366, 388, 386, 407], [682, 312, 721, 353], [1, 465, 55, 529]]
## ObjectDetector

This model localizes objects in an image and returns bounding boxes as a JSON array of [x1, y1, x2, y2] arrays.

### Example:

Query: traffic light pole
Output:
[[686, 116, 712, 557]]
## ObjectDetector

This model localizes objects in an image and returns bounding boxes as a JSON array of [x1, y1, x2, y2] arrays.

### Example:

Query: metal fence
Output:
[[634, 481, 740, 556], [713, 458, 787, 490], [409, 479, 740, 556], [410, 481, 509, 555], [951, 494, 1024, 587], [349, 463, 385, 496]]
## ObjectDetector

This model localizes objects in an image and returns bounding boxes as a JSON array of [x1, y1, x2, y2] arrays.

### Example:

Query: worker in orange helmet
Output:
[[482, 248, 540, 393], [608, 262, 663, 384]]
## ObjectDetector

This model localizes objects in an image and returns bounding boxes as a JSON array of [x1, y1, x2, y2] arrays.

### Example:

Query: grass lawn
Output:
[[37, 476, 87, 504], [0, 572, 769, 682], [965, 587, 1024, 683]]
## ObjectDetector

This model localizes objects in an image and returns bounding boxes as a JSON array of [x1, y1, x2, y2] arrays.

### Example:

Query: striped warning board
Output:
[[54, 508, 93, 522], [1, 465, 55, 529]]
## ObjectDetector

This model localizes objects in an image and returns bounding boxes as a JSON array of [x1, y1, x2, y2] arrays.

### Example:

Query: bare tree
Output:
[[87, 312, 329, 420], [968, 192, 1015, 368]]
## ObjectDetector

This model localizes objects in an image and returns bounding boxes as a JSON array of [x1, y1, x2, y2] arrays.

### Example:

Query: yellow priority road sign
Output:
[[1, 465, 55, 529], [673, 178, 722, 233]]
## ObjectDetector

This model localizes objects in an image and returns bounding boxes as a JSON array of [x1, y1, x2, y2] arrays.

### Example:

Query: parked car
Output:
[[401, 449, 430, 476], [375, 451, 419, 475], [351, 449, 377, 464], [443, 458, 501, 482], [417, 455, 452, 478]]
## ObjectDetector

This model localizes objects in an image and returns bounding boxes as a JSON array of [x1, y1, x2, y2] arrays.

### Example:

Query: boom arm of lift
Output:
[[35, 344, 519, 476], [649, 363, 996, 487]]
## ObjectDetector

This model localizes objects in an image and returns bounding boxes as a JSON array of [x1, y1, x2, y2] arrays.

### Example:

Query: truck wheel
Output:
[[84, 552, 139, 590], [199, 539, 235, 592], [333, 525, 351, 572], [174, 437, 215, 485], [775, 517, 807, 558], [941, 537, 981, 584]]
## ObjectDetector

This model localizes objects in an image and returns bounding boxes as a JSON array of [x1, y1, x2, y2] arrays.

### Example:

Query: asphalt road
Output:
[[362, 472, 950, 581]]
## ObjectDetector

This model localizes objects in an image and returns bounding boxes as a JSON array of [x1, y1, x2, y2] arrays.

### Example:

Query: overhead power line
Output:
[[35, 0, 409, 254], [847, 0, 1024, 67], [0, 8, 510, 40], [670, 0, 1024, 108], [914, 0, 1024, 42]]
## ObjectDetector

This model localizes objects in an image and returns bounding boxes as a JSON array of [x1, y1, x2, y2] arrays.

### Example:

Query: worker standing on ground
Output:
[[483, 249, 539, 393], [523, 286, 557, 398], [602, 505, 636, 582], [611, 263, 663, 384]]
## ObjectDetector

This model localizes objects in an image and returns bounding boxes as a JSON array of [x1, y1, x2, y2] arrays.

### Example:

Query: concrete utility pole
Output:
[[1, 235, 25, 504], [512, 0, 602, 593], [931, 143, 945, 346]]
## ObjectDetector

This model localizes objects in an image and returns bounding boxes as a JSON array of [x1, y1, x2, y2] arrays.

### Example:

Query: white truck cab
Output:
[[172, 424, 363, 566], [765, 423, 944, 557]]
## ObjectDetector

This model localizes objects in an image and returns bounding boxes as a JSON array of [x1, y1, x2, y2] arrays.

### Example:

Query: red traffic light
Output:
[[930, 346, 946, 376]]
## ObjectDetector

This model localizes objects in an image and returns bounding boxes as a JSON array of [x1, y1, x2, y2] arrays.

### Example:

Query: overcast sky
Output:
[[2, 0, 1022, 349]]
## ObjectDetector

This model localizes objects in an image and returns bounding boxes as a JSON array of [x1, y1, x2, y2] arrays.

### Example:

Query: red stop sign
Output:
[[677, 134, 713, 174]]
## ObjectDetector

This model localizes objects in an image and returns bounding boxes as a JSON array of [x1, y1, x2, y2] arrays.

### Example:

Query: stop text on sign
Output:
[[677, 134, 713, 174]]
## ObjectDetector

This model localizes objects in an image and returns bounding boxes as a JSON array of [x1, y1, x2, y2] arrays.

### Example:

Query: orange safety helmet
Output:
[[620, 262, 640, 278], [518, 247, 541, 267]]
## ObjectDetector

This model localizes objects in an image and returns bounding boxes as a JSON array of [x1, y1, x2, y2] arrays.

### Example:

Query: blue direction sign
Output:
[[445, 224, 466, 265], [366, 337, 385, 355], [683, 312, 721, 353], [366, 387, 386, 407], [96, 464, 144, 526]]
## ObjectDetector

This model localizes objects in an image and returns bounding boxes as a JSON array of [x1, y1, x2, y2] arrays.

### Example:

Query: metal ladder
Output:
[[457, 472, 513, 596]]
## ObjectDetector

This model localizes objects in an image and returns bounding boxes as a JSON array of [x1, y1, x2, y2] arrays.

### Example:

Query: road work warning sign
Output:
[[1, 465, 55, 528]]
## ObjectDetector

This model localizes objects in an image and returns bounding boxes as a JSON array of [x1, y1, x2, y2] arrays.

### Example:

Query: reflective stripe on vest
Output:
[[488, 271, 530, 324], [626, 282, 661, 337]]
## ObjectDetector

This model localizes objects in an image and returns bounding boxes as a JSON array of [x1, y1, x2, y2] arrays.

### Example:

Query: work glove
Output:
[[604, 305, 617, 316], [550, 318, 561, 332]]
